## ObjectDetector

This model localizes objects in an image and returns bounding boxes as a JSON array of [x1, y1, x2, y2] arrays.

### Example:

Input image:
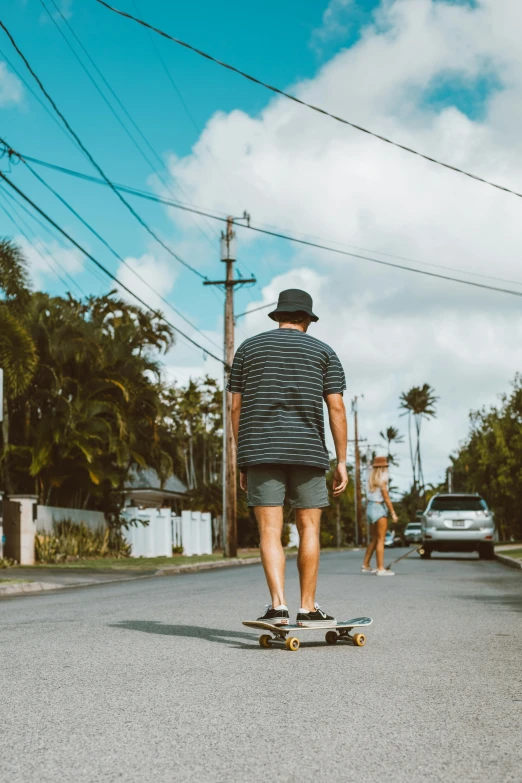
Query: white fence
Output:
[[36, 505, 106, 533], [122, 508, 212, 557], [288, 523, 299, 548]]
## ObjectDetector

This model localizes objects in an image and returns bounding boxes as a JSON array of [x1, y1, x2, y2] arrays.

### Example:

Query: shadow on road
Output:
[[109, 620, 257, 647], [109, 621, 362, 650], [461, 593, 522, 613]]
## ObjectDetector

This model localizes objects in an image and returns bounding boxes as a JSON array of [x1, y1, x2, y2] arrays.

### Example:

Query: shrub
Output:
[[35, 520, 130, 563]]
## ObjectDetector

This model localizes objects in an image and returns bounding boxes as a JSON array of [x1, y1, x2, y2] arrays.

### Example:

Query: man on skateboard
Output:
[[228, 289, 348, 627]]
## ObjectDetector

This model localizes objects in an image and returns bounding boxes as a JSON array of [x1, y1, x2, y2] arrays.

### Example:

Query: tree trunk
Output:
[[184, 447, 190, 489], [407, 413, 416, 488], [189, 435, 196, 489], [415, 416, 424, 491], [1, 397, 13, 494]]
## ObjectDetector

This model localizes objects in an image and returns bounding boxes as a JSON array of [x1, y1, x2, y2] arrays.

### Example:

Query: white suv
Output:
[[420, 493, 495, 560]]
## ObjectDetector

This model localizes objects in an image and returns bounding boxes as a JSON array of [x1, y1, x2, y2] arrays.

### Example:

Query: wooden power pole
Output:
[[205, 215, 255, 557], [352, 396, 364, 546]]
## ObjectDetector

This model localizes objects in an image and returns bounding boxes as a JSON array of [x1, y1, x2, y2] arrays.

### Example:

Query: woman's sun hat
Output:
[[372, 456, 389, 468]]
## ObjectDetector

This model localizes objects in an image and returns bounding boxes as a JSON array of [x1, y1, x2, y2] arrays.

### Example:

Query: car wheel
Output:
[[478, 543, 495, 560]]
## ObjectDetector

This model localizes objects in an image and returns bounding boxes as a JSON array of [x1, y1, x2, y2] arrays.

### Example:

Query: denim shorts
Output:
[[366, 501, 388, 524], [246, 464, 329, 509]]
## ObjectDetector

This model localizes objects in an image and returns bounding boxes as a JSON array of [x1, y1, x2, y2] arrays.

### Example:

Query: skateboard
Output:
[[242, 617, 373, 651], [386, 545, 424, 570]]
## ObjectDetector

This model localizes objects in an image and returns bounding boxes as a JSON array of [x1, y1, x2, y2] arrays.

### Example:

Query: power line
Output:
[[235, 301, 276, 319], [0, 46, 81, 153], [0, 136, 222, 352], [0, 188, 84, 294], [28, 160, 222, 351], [18, 150, 522, 299], [0, 172, 108, 289], [0, 18, 208, 281], [96, 0, 522, 204], [0, 172, 227, 367], [43, 0, 219, 251]]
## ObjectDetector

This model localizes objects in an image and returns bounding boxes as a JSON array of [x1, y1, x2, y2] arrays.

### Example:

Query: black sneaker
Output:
[[296, 603, 336, 627], [257, 604, 289, 626]]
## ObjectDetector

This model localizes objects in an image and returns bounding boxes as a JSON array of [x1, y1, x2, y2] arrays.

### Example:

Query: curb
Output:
[[0, 581, 65, 596], [495, 553, 522, 570], [0, 552, 300, 596], [155, 556, 262, 576], [155, 552, 299, 577]]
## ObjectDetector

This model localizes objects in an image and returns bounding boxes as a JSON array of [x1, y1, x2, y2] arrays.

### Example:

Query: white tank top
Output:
[[367, 479, 385, 502]]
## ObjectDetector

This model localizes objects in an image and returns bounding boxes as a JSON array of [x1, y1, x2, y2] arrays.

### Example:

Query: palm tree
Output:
[[399, 384, 438, 490], [0, 239, 38, 493], [379, 426, 404, 466]]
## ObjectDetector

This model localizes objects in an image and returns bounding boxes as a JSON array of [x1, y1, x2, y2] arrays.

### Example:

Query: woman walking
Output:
[[361, 456, 398, 576]]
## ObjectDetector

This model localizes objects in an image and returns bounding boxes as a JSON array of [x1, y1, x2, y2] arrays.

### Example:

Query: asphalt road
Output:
[[1, 549, 521, 783]]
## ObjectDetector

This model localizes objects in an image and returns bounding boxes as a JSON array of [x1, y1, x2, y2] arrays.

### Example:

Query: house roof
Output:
[[123, 468, 188, 496]]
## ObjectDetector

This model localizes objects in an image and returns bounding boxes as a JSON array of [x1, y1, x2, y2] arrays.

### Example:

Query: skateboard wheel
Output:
[[352, 633, 366, 647], [285, 636, 300, 651], [259, 634, 272, 649], [325, 631, 338, 645]]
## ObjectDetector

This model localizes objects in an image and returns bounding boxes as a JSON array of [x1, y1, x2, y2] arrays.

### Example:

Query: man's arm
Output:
[[231, 393, 247, 491], [325, 393, 348, 496]]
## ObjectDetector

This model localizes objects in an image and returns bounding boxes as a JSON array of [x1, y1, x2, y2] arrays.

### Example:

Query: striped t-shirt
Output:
[[227, 328, 346, 470]]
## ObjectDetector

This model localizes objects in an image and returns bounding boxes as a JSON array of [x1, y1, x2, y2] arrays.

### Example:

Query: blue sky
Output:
[[0, 0, 383, 325], [0, 0, 484, 334], [1, 0, 520, 487]]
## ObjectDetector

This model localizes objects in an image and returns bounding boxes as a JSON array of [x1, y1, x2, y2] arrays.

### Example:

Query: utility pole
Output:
[[447, 466, 453, 493], [204, 214, 255, 557], [351, 396, 365, 546]]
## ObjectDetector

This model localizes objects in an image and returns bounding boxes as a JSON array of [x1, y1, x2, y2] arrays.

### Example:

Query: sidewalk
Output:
[[0, 566, 156, 596], [0, 551, 272, 596], [0, 546, 355, 596]]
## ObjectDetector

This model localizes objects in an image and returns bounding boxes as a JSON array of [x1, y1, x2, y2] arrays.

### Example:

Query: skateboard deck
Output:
[[243, 616, 373, 651]]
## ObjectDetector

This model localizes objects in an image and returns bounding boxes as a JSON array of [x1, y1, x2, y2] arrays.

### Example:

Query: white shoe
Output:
[[361, 565, 376, 573], [375, 568, 395, 576]]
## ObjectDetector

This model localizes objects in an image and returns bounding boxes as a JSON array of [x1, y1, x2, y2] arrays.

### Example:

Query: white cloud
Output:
[[162, 0, 522, 488], [0, 62, 24, 107], [117, 252, 179, 314], [19, 236, 83, 289], [312, 0, 358, 45], [116, 251, 225, 382]]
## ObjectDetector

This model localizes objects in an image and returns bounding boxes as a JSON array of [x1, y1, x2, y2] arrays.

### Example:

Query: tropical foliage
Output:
[[4, 290, 177, 511], [320, 461, 356, 547], [35, 520, 130, 563], [449, 374, 522, 540], [399, 384, 438, 490], [379, 426, 404, 466], [0, 239, 38, 493]]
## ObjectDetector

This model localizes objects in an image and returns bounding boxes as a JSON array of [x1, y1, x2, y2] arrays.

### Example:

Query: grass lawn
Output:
[[4, 546, 352, 571], [499, 548, 522, 560], [20, 548, 272, 571], [0, 578, 31, 584]]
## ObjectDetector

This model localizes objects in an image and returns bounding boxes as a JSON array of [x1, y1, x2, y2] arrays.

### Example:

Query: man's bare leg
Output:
[[295, 508, 322, 611], [254, 506, 286, 607]]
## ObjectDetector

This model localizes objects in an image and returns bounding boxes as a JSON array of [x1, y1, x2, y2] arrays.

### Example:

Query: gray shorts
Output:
[[246, 464, 329, 509]]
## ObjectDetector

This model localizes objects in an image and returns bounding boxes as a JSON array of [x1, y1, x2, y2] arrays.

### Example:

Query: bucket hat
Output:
[[372, 456, 389, 468], [268, 289, 319, 322]]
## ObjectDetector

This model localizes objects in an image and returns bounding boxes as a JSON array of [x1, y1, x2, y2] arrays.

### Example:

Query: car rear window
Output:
[[406, 523, 421, 529], [430, 496, 488, 512]]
